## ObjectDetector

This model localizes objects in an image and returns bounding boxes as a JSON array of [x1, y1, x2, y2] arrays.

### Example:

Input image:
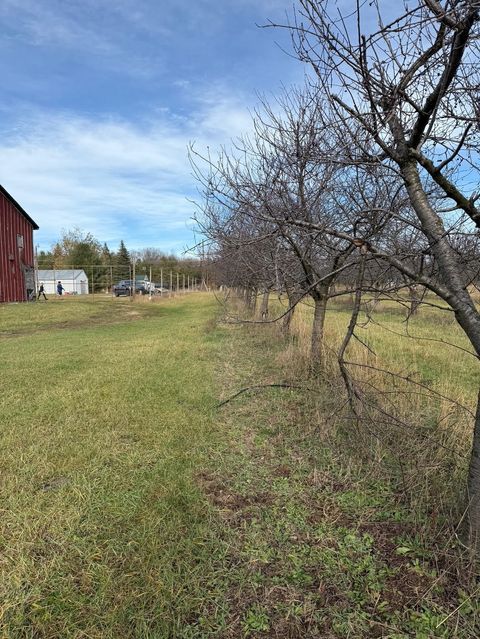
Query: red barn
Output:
[[0, 185, 39, 303]]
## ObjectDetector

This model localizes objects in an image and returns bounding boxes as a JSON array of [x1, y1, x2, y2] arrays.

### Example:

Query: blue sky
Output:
[[0, 0, 302, 254]]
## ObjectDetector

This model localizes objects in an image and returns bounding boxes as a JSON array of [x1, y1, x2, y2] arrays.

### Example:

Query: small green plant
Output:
[[242, 605, 270, 633]]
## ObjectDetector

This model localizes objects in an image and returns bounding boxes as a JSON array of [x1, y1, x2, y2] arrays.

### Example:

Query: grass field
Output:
[[1, 293, 479, 638], [0, 294, 229, 638], [204, 295, 480, 638], [279, 296, 478, 479]]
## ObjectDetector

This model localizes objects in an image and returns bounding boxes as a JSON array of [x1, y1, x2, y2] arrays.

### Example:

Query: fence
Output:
[[34, 264, 203, 299]]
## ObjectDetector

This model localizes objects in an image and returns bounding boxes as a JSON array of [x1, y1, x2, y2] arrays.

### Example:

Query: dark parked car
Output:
[[113, 280, 147, 297]]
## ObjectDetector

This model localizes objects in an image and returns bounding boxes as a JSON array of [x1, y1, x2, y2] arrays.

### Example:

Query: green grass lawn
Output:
[[0, 294, 230, 638], [1, 294, 478, 638]]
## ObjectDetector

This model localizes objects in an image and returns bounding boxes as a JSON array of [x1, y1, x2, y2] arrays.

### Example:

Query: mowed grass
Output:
[[2, 292, 479, 638], [0, 295, 138, 334], [0, 294, 229, 638]]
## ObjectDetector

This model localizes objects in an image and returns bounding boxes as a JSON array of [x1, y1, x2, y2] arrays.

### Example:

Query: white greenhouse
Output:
[[37, 269, 89, 295]]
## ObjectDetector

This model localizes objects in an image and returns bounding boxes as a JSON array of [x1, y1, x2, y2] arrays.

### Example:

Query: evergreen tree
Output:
[[100, 243, 113, 291], [115, 240, 131, 280], [101, 243, 112, 265]]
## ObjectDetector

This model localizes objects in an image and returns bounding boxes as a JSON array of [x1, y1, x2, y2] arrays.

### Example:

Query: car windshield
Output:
[[116, 280, 144, 287]]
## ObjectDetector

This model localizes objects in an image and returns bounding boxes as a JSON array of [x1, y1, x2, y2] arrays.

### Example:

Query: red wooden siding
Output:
[[0, 189, 37, 303]]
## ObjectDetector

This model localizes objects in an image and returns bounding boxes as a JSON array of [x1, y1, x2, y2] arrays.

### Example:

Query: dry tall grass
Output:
[[254, 293, 477, 529]]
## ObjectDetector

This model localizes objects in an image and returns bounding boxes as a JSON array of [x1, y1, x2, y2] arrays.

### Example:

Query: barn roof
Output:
[[37, 269, 88, 281], [0, 184, 39, 230]]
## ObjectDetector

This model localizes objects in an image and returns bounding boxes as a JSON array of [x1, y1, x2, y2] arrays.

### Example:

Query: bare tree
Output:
[[268, 0, 480, 544], [193, 87, 393, 369]]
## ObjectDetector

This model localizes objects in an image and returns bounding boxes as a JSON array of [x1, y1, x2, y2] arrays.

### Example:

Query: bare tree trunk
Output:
[[402, 162, 480, 543], [244, 287, 253, 311], [244, 287, 257, 313], [408, 284, 421, 316], [401, 163, 480, 351], [260, 289, 270, 320], [310, 289, 328, 372], [338, 253, 366, 418], [250, 288, 257, 313], [283, 307, 295, 335], [466, 393, 480, 547], [282, 290, 298, 335]]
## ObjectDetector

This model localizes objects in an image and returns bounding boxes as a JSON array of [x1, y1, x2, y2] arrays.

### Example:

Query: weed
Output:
[[242, 605, 271, 634]]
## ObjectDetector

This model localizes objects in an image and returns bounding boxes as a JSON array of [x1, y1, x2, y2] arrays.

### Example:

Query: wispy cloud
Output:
[[0, 0, 167, 78], [2, 0, 112, 51], [0, 0, 305, 252], [0, 89, 255, 252]]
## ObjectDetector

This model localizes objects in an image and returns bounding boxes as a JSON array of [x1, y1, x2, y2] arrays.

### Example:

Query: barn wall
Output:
[[0, 191, 36, 303]]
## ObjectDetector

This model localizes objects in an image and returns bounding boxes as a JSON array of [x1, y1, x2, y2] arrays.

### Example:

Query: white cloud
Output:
[[0, 91, 255, 251], [2, 0, 112, 51], [0, 0, 167, 78]]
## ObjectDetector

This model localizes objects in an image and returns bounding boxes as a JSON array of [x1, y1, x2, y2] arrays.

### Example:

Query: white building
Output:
[[37, 269, 89, 295]]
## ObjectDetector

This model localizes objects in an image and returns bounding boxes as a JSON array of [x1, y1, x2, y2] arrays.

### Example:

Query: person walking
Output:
[[57, 281, 65, 296], [37, 283, 48, 301]]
